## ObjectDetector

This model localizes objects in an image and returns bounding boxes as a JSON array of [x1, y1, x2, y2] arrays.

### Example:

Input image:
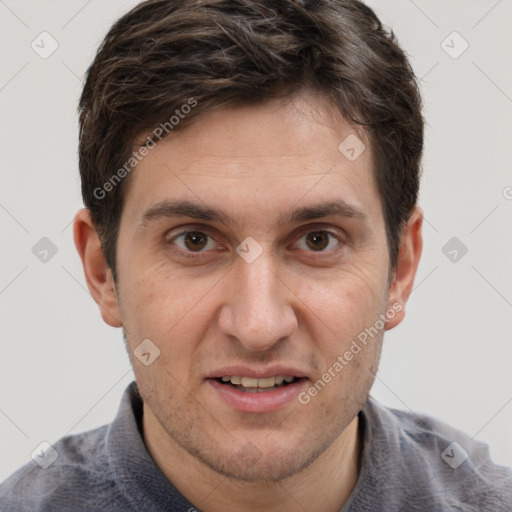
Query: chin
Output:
[[191, 436, 330, 483]]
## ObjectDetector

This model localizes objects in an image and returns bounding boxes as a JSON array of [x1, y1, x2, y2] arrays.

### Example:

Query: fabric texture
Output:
[[1, 382, 511, 511]]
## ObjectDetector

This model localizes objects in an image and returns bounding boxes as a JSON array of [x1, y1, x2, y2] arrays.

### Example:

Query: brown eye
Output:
[[295, 230, 340, 252], [305, 231, 331, 251], [172, 231, 215, 252], [184, 232, 208, 251]]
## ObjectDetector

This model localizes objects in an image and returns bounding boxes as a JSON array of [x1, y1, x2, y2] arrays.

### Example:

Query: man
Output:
[[1, 0, 510, 510]]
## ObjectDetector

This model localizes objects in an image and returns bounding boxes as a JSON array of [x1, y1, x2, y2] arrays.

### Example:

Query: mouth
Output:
[[207, 372, 308, 412], [214, 375, 304, 393]]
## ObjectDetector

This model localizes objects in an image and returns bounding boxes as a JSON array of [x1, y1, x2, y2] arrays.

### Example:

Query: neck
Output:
[[143, 406, 362, 512]]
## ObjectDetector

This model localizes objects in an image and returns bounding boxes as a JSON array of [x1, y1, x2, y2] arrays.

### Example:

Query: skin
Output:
[[74, 90, 422, 512]]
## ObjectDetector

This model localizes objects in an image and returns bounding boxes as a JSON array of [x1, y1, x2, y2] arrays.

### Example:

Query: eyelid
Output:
[[173, 231, 216, 250], [165, 225, 223, 258], [293, 223, 346, 241], [294, 231, 342, 249], [165, 224, 219, 242]]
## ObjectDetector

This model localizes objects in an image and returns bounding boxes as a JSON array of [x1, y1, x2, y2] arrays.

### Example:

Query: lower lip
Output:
[[208, 379, 308, 413]]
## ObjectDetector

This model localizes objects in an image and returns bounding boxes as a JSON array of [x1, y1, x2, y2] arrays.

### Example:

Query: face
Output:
[[110, 91, 401, 482]]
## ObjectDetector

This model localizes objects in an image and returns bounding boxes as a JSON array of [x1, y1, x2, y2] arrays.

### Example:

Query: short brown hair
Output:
[[79, 0, 423, 277]]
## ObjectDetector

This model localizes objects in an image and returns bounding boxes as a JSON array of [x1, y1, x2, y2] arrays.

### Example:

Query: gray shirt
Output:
[[1, 382, 511, 511]]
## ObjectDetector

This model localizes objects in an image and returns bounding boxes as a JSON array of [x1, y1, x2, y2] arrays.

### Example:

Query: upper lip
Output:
[[206, 365, 308, 380]]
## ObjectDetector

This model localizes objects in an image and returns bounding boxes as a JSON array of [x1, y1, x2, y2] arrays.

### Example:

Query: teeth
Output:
[[219, 375, 296, 387], [253, 377, 274, 388], [241, 377, 258, 387]]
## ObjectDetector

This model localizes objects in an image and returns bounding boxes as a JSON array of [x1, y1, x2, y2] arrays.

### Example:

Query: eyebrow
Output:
[[139, 198, 367, 228]]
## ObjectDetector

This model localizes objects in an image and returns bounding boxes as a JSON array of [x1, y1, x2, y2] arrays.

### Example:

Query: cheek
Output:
[[311, 329, 383, 426], [292, 268, 388, 391], [297, 268, 387, 334], [120, 259, 215, 331], [122, 262, 237, 378]]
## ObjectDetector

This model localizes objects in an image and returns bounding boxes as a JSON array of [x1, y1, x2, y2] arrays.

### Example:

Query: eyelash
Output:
[[166, 226, 344, 259]]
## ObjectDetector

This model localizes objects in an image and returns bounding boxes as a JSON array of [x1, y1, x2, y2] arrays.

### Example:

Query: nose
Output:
[[218, 254, 298, 351]]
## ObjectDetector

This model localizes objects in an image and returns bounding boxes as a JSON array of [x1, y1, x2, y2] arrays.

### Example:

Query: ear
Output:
[[73, 209, 123, 328], [385, 206, 423, 330]]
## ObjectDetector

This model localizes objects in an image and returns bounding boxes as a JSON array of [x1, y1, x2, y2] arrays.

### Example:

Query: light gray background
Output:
[[1, 0, 511, 482]]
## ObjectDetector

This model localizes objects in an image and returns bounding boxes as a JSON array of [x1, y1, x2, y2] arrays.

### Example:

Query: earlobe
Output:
[[73, 209, 123, 328], [385, 207, 423, 330]]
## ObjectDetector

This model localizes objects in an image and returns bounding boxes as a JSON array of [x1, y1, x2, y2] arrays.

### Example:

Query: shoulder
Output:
[[349, 397, 512, 511], [0, 425, 130, 512]]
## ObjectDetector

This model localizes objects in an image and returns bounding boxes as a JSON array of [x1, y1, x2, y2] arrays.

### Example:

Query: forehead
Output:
[[122, 92, 381, 228]]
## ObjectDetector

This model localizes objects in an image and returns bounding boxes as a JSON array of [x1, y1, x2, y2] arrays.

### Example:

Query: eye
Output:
[[171, 231, 217, 252], [295, 230, 341, 252]]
